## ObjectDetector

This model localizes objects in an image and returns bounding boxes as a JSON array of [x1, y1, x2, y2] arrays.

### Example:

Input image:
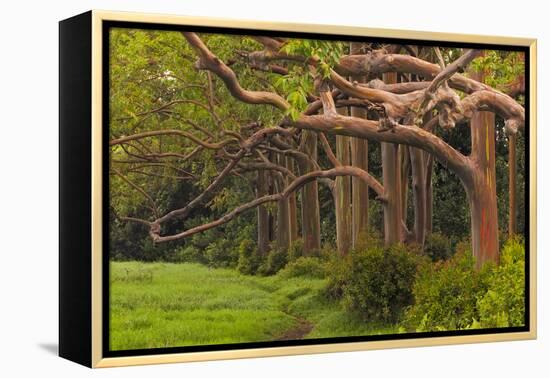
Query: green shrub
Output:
[[258, 247, 288, 276], [405, 238, 526, 332], [236, 239, 259, 275], [323, 248, 350, 300], [476, 237, 525, 328], [424, 232, 453, 262], [339, 243, 421, 323], [204, 239, 239, 268], [170, 245, 205, 263], [279, 257, 326, 279], [288, 238, 305, 262], [404, 248, 491, 332]]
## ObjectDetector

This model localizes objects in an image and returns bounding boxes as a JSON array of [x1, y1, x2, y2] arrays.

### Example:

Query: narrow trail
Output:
[[276, 315, 314, 341]]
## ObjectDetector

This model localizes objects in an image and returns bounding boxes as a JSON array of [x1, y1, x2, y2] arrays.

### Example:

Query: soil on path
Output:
[[276, 316, 314, 341]]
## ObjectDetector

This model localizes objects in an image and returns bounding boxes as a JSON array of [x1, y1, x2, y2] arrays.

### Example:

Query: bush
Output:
[[424, 232, 453, 262], [258, 247, 288, 276], [476, 237, 525, 328], [279, 257, 326, 279], [339, 243, 421, 323], [204, 239, 239, 268], [405, 237, 526, 332], [323, 248, 350, 300], [288, 239, 305, 262], [171, 245, 205, 264], [237, 239, 259, 275], [404, 248, 491, 332]]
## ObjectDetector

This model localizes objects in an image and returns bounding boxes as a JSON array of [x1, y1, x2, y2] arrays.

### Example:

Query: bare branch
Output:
[[152, 166, 385, 242], [183, 32, 290, 110]]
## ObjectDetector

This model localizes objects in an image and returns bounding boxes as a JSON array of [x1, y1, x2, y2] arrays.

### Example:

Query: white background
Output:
[[0, 0, 547, 376]]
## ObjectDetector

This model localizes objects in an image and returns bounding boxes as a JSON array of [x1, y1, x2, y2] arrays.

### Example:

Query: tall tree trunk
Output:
[[275, 155, 291, 251], [425, 155, 434, 236], [298, 130, 321, 254], [409, 147, 427, 246], [400, 145, 410, 229], [286, 156, 299, 242], [508, 133, 517, 236], [256, 170, 270, 255], [351, 134, 369, 248], [381, 72, 403, 245], [335, 107, 352, 255], [466, 164, 499, 268], [468, 60, 499, 268], [350, 42, 369, 249]]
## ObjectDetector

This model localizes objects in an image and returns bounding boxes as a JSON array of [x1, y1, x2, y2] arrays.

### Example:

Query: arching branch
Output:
[[182, 32, 290, 110], [151, 166, 386, 242]]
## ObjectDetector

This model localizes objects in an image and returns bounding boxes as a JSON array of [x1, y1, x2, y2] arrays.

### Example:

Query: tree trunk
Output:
[[508, 133, 517, 236], [298, 130, 321, 254], [409, 146, 427, 246], [425, 155, 434, 236], [467, 167, 499, 268], [468, 61, 499, 268], [351, 134, 369, 248], [275, 155, 291, 251], [335, 108, 352, 255], [286, 156, 299, 242], [256, 170, 270, 255], [381, 72, 403, 245], [350, 42, 369, 249], [400, 145, 410, 229]]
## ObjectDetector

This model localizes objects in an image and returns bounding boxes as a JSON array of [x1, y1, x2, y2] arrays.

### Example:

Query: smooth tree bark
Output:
[[298, 130, 322, 254], [275, 154, 291, 250], [468, 63, 499, 268], [335, 107, 352, 255], [399, 145, 410, 231], [409, 145, 427, 245], [508, 133, 517, 236], [350, 41, 370, 249], [381, 72, 403, 245], [286, 156, 299, 242], [256, 170, 270, 255]]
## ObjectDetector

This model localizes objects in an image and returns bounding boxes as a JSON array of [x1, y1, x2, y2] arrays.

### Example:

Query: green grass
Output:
[[110, 261, 398, 351]]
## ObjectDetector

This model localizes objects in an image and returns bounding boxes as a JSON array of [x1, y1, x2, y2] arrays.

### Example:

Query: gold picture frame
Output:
[[59, 9, 537, 368]]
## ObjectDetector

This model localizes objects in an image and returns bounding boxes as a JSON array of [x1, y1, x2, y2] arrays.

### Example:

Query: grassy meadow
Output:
[[109, 261, 398, 350]]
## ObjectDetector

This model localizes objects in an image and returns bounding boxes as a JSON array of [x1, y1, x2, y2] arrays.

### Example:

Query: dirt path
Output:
[[277, 316, 314, 341]]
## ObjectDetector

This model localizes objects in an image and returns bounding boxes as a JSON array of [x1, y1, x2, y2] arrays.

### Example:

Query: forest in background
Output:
[[108, 28, 526, 349]]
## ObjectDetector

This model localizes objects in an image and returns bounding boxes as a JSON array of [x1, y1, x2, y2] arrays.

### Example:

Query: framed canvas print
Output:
[[59, 10, 537, 368]]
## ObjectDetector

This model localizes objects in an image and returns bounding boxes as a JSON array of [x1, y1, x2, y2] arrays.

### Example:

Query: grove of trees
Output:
[[109, 28, 526, 273]]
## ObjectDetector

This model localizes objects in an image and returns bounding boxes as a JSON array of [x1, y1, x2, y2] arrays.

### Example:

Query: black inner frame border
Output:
[[102, 20, 531, 359]]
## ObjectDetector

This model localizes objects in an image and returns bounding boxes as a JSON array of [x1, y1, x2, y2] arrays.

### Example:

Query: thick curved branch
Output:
[[452, 90, 526, 133], [151, 126, 293, 226], [152, 166, 385, 242], [155, 149, 247, 225], [336, 50, 489, 94], [419, 49, 481, 113], [182, 32, 290, 110], [293, 113, 473, 183]]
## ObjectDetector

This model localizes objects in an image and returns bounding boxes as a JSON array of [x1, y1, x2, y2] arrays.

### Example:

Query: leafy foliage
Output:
[[237, 239, 260, 275], [470, 51, 525, 89], [288, 238, 305, 262], [279, 257, 327, 279], [424, 232, 453, 262], [405, 238, 525, 331], [328, 242, 422, 323], [476, 237, 525, 328], [258, 246, 288, 276]]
